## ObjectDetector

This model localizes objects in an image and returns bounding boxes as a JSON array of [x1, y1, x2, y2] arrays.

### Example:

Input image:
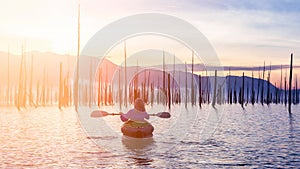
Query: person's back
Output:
[[121, 98, 149, 122]]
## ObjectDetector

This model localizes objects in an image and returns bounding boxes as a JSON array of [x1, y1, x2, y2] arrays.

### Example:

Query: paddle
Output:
[[90, 110, 171, 118]]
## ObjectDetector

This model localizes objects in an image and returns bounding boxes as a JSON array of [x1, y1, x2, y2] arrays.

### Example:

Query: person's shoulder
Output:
[[142, 111, 149, 115], [127, 109, 135, 113]]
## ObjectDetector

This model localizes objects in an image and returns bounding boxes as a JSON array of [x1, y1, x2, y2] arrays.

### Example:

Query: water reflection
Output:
[[122, 136, 154, 150], [1, 105, 299, 168], [122, 136, 154, 166]]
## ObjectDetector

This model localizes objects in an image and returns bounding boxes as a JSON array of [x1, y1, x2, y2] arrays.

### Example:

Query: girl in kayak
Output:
[[120, 98, 150, 122]]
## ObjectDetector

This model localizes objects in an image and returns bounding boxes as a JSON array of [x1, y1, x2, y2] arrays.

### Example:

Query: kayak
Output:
[[121, 120, 154, 138]]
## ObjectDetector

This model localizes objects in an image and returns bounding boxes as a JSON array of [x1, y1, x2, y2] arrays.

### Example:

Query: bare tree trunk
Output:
[[285, 73, 287, 106], [251, 71, 255, 105], [124, 41, 127, 107], [212, 70, 217, 108], [280, 65, 283, 103], [118, 69, 122, 109], [36, 81, 39, 106], [199, 74, 202, 108], [206, 70, 210, 104], [261, 62, 266, 105], [17, 45, 25, 110], [59, 62, 63, 110], [288, 53, 293, 113], [241, 72, 244, 109], [168, 74, 171, 109], [89, 60, 92, 108], [74, 2, 80, 112], [29, 55, 34, 107], [191, 51, 195, 106], [233, 79, 237, 104], [185, 62, 188, 109], [7, 48, 10, 105], [228, 68, 231, 104], [256, 67, 261, 103], [98, 68, 102, 107]]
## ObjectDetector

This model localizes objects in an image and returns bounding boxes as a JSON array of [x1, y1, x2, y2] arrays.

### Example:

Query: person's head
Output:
[[134, 98, 145, 112]]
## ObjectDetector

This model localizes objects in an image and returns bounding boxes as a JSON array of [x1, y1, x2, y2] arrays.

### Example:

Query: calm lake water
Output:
[[1, 104, 299, 168]]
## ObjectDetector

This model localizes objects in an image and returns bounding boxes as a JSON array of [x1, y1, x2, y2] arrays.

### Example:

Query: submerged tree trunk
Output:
[[251, 71, 255, 105], [241, 72, 244, 109], [191, 51, 195, 106], [7, 48, 10, 105], [199, 74, 202, 108], [256, 67, 261, 103], [261, 62, 266, 105], [168, 74, 171, 109], [185, 62, 188, 109], [233, 79, 237, 104], [98, 68, 102, 107], [288, 53, 293, 113], [285, 73, 287, 106], [228, 68, 231, 104], [74, 2, 80, 112], [124, 41, 127, 107], [212, 70, 217, 108], [59, 62, 63, 109], [280, 65, 283, 104]]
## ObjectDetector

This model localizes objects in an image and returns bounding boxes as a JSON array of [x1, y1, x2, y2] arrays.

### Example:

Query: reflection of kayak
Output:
[[121, 120, 154, 138], [122, 136, 154, 150]]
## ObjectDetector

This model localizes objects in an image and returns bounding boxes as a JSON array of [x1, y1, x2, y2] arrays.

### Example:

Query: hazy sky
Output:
[[0, 0, 299, 67]]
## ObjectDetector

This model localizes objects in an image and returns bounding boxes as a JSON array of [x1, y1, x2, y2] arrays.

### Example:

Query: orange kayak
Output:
[[121, 120, 154, 138]]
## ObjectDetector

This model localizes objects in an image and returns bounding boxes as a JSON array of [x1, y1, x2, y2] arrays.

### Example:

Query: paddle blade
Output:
[[90, 110, 109, 117], [156, 112, 171, 118]]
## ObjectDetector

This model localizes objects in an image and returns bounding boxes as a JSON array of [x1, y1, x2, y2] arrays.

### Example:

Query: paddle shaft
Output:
[[90, 110, 170, 118], [106, 113, 160, 116]]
